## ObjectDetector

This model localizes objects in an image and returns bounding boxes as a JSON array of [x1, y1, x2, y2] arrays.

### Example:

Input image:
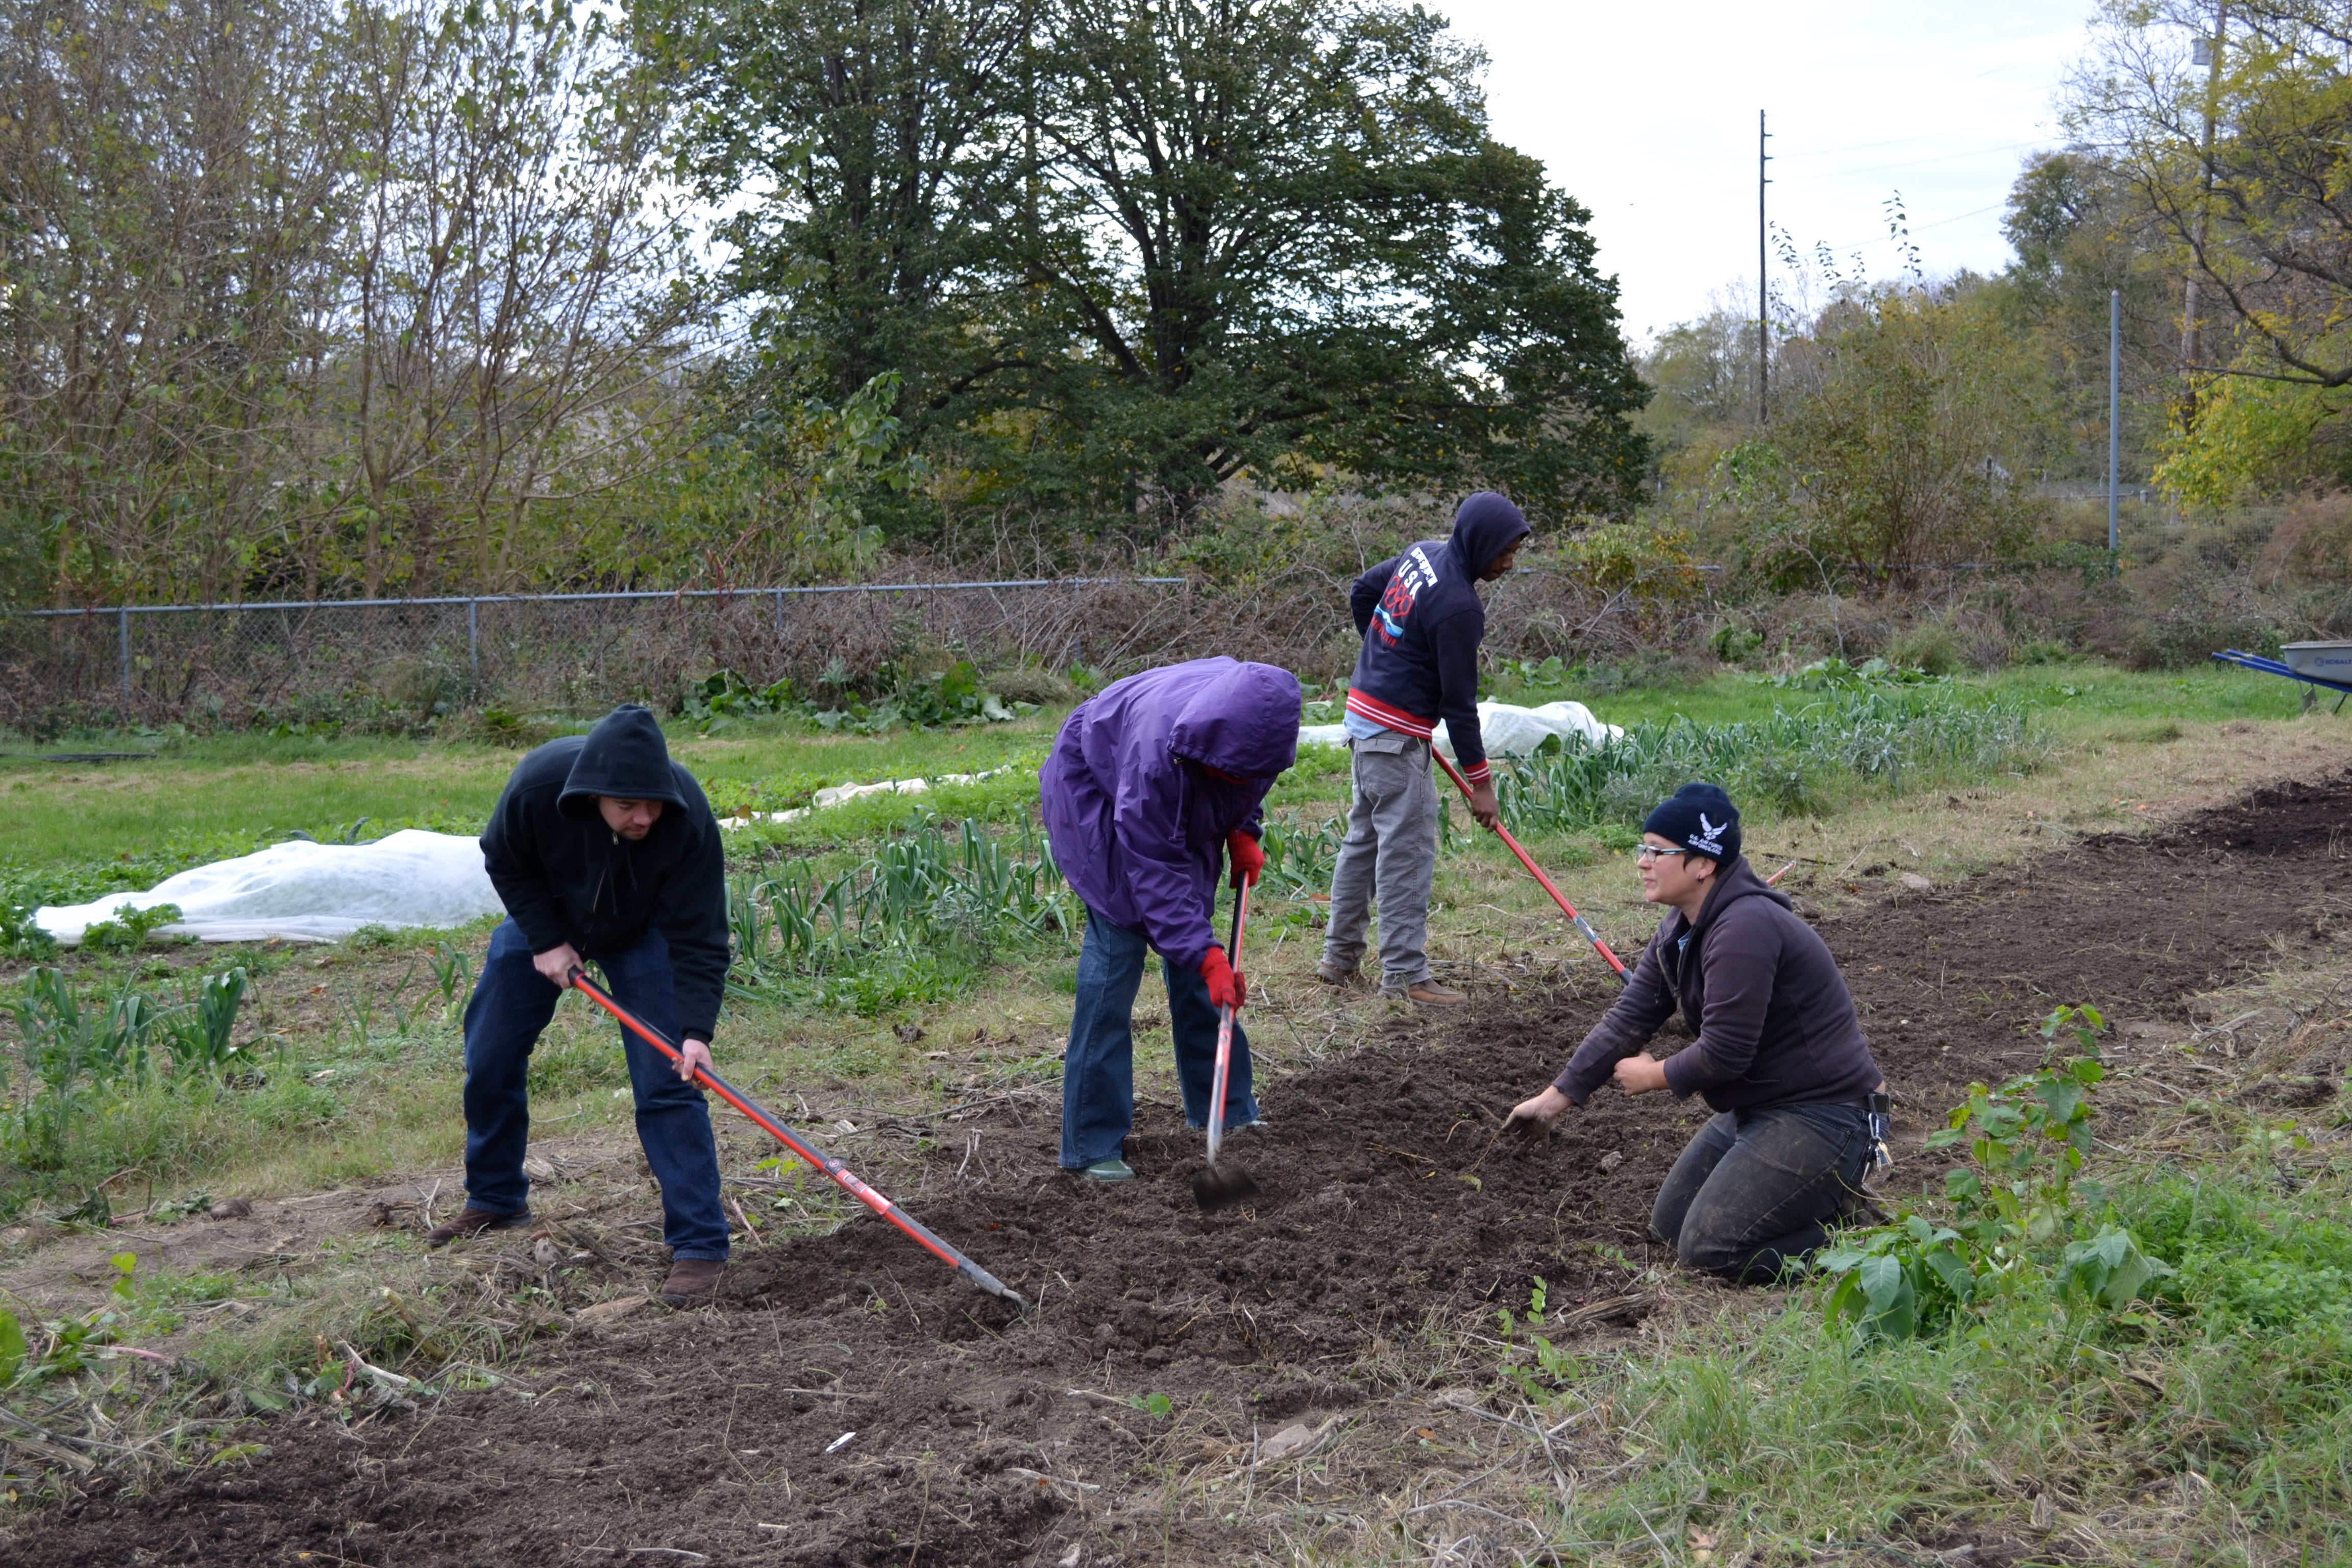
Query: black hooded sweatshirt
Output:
[[1344, 492, 1530, 785], [1552, 855, 1881, 1113], [479, 705, 730, 1041]]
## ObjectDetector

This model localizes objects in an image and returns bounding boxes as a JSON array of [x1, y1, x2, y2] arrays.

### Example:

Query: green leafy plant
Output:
[[728, 816, 1070, 1013], [1494, 685, 2039, 838], [1934, 1003, 2108, 1247], [1815, 1004, 2172, 1343], [1493, 1276, 1586, 1393], [0, 888, 57, 960], [159, 967, 249, 1075], [1820, 1214, 1977, 1341], [1258, 816, 1344, 897], [428, 939, 474, 1021], [79, 901, 185, 952]]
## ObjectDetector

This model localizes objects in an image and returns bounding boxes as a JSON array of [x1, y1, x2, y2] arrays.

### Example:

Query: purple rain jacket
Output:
[[1039, 658, 1303, 970]]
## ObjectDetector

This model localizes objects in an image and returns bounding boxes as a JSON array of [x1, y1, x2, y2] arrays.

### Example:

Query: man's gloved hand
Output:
[[1199, 945, 1247, 1011], [1226, 828, 1264, 889]]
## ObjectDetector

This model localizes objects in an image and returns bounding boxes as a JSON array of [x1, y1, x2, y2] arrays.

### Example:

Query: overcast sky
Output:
[[1433, 0, 2099, 345]]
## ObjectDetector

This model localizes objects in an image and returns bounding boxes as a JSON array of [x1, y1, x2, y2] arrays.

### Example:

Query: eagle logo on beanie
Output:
[[1642, 782, 1740, 863]]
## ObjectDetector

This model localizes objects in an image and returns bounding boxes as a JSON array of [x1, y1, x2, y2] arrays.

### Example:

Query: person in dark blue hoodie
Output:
[[432, 704, 734, 1307], [1319, 493, 1529, 1003]]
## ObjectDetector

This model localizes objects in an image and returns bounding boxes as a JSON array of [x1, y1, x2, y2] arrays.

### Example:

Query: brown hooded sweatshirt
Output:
[[1552, 854, 1881, 1112]]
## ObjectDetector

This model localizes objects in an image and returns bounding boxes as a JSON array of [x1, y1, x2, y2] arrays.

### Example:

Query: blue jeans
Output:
[[1649, 1101, 1873, 1283], [1060, 906, 1259, 1169], [460, 919, 729, 1260]]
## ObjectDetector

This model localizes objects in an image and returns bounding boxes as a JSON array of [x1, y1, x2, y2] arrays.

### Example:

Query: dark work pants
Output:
[[1060, 905, 1258, 1169], [460, 919, 729, 1259], [1649, 1101, 1873, 1283]]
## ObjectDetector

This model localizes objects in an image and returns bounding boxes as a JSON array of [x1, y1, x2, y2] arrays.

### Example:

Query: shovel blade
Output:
[[1192, 1162, 1263, 1213]]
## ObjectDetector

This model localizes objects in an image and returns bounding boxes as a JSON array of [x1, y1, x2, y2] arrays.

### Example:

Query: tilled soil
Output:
[[14, 774, 2350, 1567]]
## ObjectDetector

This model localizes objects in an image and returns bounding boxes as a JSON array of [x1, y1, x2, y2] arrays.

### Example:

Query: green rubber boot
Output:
[[1080, 1158, 1135, 1183]]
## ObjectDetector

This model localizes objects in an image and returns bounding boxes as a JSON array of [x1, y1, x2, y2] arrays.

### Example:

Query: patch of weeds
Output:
[[1259, 815, 1344, 896], [80, 902, 187, 953], [1815, 1005, 2170, 1342], [528, 1028, 631, 1097], [0, 884, 56, 959], [1497, 683, 2041, 836], [727, 815, 1070, 1016]]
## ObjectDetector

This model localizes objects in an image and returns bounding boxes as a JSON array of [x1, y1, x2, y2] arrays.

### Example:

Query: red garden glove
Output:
[[1199, 944, 1247, 1011], [1226, 828, 1264, 889]]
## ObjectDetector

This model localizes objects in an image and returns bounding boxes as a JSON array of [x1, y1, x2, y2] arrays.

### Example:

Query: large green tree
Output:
[[665, 0, 1649, 527]]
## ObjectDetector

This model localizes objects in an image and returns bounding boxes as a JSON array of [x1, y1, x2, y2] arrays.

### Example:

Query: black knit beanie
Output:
[[1643, 782, 1741, 864]]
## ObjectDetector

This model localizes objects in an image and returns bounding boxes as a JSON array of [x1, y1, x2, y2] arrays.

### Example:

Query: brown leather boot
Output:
[[1390, 979, 1466, 1006], [424, 1206, 532, 1247], [660, 1256, 726, 1307], [1315, 962, 1368, 989]]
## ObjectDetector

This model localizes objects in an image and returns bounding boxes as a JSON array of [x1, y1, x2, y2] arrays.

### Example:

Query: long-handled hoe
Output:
[[1434, 751, 1630, 986], [569, 972, 1027, 1310], [1191, 880, 1264, 1213]]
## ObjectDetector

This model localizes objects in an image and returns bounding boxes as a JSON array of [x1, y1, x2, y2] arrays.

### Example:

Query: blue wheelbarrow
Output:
[[2212, 642, 2352, 714]]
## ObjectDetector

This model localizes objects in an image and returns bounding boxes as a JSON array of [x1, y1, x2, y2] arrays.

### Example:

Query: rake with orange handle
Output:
[[569, 972, 1026, 1310], [1434, 750, 1630, 984]]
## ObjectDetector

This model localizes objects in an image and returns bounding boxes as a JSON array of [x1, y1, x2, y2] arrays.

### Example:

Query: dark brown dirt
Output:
[[11, 774, 2350, 1566]]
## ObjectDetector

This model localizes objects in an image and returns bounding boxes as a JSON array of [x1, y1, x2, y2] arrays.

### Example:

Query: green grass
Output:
[[0, 713, 1069, 896], [0, 663, 2315, 884], [1473, 1162, 2352, 1566], [1497, 660, 2316, 731]]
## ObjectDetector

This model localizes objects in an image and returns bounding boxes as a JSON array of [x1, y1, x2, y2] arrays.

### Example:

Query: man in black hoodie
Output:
[[1504, 783, 1888, 1283], [1320, 492, 1529, 1004], [430, 704, 734, 1306]]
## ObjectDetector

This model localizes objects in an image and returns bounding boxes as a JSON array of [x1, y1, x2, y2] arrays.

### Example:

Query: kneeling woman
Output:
[[1506, 783, 1886, 1282]]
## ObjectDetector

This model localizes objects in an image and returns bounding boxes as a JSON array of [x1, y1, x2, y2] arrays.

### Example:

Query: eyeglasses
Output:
[[1634, 845, 1691, 863]]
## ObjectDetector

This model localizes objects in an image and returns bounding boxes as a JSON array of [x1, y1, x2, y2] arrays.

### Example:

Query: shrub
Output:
[[1815, 1005, 2172, 1344], [1887, 620, 1963, 675]]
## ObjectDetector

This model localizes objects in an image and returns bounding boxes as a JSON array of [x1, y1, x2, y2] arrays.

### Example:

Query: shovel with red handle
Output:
[[1434, 751, 1630, 985], [1191, 878, 1263, 1213], [569, 972, 1026, 1310]]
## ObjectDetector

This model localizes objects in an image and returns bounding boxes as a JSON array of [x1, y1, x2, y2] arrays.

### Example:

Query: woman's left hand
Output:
[[1611, 1054, 1669, 1096]]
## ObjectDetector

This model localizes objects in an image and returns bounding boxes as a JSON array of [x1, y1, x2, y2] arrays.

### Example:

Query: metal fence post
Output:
[[468, 598, 480, 681], [117, 605, 131, 716]]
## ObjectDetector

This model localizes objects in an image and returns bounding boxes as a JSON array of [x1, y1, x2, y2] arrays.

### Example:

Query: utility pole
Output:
[[2109, 289, 2122, 574], [2183, 5, 2227, 422], [1758, 109, 1771, 425]]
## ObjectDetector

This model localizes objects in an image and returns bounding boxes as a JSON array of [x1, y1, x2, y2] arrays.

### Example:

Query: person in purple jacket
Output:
[[1040, 657, 1303, 1183], [1319, 492, 1529, 1004], [1504, 783, 1891, 1282]]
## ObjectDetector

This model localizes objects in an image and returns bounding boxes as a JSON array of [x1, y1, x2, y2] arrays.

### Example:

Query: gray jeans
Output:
[[1321, 732, 1439, 987], [1650, 1102, 1875, 1283]]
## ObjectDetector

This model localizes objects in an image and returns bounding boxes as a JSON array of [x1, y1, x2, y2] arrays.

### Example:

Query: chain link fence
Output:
[[0, 579, 1194, 732]]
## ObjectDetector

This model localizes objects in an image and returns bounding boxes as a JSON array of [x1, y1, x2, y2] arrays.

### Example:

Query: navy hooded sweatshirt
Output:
[[1343, 492, 1530, 785], [479, 705, 731, 1042]]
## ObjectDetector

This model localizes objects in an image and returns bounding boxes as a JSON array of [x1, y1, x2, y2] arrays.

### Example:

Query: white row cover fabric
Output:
[[1296, 699, 1623, 759], [720, 767, 1008, 828], [36, 829, 503, 946]]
